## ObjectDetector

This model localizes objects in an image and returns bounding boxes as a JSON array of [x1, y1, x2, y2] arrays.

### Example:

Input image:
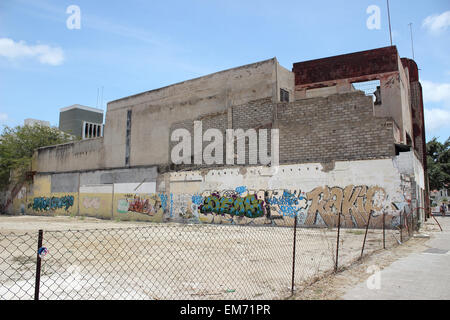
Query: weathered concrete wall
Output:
[[35, 58, 294, 174], [166, 154, 422, 228], [277, 63, 295, 102], [9, 167, 159, 220], [11, 153, 424, 228], [104, 58, 290, 169], [23, 174, 78, 216], [35, 138, 104, 173], [79, 167, 158, 186], [51, 173, 79, 193]]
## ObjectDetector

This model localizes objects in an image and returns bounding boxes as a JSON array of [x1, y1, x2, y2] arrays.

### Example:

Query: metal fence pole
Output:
[[399, 210, 403, 243], [34, 229, 43, 301], [360, 212, 372, 259], [291, 215, 298, 296], [335, 213, 342, 273], [383, 211, 386, 249]]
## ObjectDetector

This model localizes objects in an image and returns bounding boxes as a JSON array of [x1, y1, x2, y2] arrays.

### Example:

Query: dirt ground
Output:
[[0, 214, 416, 300], [290, 218, 443, 300], [0, 215, 147, 232]]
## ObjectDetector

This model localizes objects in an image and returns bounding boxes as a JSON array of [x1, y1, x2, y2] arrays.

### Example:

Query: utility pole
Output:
[[387, 0, 393, 46], [101, 86, 104, 110], [96, 87, 99, 108], [409, 23, 415, 60]]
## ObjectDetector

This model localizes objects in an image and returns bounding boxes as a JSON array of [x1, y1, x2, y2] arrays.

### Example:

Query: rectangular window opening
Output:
[[280, 88, 289, 102], [125, 110, 132, 166], [352, 80, 381, 105]]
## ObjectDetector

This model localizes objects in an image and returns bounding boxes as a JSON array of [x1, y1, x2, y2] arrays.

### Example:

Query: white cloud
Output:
[[422, 11, 450, 33], [425, 108, 450, 133], [0, 113, 8, 121], [421, 80, 450, 108], [0, 38, 64, 66]]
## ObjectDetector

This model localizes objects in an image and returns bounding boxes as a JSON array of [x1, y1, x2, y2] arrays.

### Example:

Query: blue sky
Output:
[[0, 0, 449, 142]]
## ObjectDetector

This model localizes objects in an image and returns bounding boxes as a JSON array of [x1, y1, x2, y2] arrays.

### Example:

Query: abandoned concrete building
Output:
[[6, 46, 428, 229]]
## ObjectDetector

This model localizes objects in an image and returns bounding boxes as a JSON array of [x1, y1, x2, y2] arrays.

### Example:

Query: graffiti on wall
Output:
[[303, 185, 387, 228], [168, 185, 405, 228], [82, 197, 101, 210], [266, 190, 308, 221], [117, 194, 162, 216], [199, 192, 265, 218], [29, 195, 74, 212], [170, 193, 199, 221]]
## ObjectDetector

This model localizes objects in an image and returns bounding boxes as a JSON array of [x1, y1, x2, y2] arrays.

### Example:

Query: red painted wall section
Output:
[[401, 58, 419, 83], [292, 46, 399, 86]]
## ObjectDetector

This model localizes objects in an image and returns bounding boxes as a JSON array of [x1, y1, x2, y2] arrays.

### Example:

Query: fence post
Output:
[[291, 215, 298, 296], [360, 212, 372, 259], [34, 229, 43, 301], [383, 211, 386, 249], [399, 210, 403, 243], [335, 213, 342, 273]]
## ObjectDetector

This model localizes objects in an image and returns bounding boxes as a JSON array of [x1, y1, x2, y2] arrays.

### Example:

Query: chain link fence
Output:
[[0, 209, 419, 300]]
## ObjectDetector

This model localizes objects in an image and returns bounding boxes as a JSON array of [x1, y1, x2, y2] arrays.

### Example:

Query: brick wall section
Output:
[[232, 98, 273, 130], [231, 98, 273, 164], [169, 91, 396, 169], [199, 112, 228, 165], [169, 112, 228, 168], [277, 91, 395, 163], [293, 46, 399, 86]]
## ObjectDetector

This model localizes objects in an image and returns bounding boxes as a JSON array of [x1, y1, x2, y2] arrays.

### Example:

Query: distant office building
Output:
[[59, 104, 104, 139], [24, 118, 50, 127]]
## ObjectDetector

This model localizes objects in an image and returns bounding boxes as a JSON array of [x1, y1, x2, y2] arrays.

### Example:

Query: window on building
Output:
[[125, 110, 132, 166], [82, 121, 103, 139], [280, 89, 289, 102], [352, 80, 381, 104]]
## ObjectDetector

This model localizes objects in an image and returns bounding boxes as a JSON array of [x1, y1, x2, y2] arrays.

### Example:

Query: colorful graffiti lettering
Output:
[[159, 194, 168, 211], [168, 185, 398, 228], [304, 185, 387, 227], [191, 194, 203, 206], [29, 196, 74, 212], [117, 195, 161, 216], [199, 193, 265, 218], [267, 190, 308, 218]]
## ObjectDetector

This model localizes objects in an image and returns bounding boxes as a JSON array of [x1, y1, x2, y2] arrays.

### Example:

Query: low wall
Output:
[[10, 153, 424, 228], [166, 157, 419, 228]]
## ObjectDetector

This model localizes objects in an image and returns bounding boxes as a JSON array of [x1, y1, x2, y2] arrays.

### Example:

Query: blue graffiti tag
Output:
[[159, 194, 168, 211], [191, 194, 203, 206], [267, 190, 306, 218], [29, 195, 74, 212], [235, 186, 247, 195]]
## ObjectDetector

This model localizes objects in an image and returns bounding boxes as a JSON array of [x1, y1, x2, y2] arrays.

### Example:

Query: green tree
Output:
[[426, 137, 450, 191], [0, 124, 75, 190]]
